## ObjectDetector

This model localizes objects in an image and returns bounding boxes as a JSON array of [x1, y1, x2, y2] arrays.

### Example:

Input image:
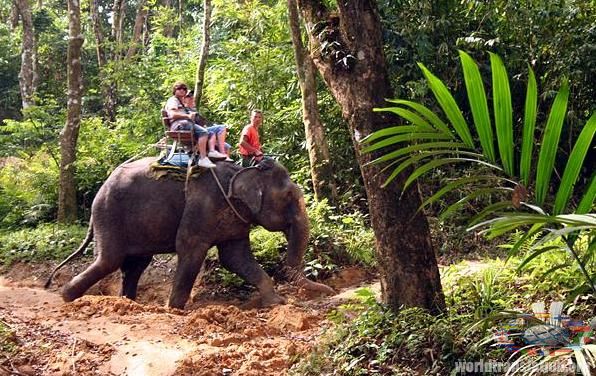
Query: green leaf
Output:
[[439, 187, 510, 221], [420, 175, 507, 211], [489, 52, 514, 176], [535, 82, 570, 205], [361, 125, 436, 143], [373, 107, 435, 130], [460, 50, 495, 162], [362, 132, 452, 152], [577, 174, 596, 214], [517, 245, 561, 272], [383, 99, 452, 135], [554, 114, 596, 214], [367, 141, 469, 165], [467, 201, 515, 226], [520, 66, 538, 186], [382, 154, 486, 188], [418, 63, 475, 147]]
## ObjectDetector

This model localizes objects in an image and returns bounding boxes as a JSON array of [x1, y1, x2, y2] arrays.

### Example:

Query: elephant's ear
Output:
[[229, 168, 264, 214]]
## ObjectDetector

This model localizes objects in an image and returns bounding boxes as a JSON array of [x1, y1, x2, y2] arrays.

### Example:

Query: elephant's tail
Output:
[[44, 221, 94, 289]]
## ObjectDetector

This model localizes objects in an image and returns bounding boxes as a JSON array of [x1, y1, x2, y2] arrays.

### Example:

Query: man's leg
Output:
[[194, 125, 216, 168]]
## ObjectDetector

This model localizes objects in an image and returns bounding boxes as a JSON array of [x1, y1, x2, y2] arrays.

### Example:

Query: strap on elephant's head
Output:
[[227, 166, 265, 216]]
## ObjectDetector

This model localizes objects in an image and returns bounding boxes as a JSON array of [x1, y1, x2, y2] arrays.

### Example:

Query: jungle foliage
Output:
[[0, 0, 594, 373]]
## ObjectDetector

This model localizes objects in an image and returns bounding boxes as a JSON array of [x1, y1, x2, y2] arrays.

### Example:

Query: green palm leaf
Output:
[[520, 66, 538, 186], [420, 175, 510, 211], [577, 174, 596, 214], [490, 53, 514, 176], [367, 141, 469, 165], [382, 99, 452, 135], [362, 132, 453, 152], [418, 63, 475, 147], [554, 113, 596, 214], [460, 50, 495, 162], [439, 187, 510, 221], [535, 82, 570, 205]]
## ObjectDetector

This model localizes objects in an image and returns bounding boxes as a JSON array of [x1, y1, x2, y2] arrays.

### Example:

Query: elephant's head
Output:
[[230, 160, 334, 295]]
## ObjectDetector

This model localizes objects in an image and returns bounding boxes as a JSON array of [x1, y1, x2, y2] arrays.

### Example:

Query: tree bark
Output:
[[288, 0, 337, 203], [111, 0, 125, 60], [125, 0, 148, 60], [193, 0, 212, 108], [58, 0, 84, 223], [297, 0, 445, 314], [14, 0, 37, 109], [89, 0, 116, 122], [162, 0, 174, 37]]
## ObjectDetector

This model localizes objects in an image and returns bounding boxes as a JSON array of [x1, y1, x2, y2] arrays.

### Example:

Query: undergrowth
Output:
[[292, 255, 595, 375], [0, 224, 88, 267]]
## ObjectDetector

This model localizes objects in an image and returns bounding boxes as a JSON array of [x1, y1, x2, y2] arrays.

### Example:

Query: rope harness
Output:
[[209, 168, 250, 224]]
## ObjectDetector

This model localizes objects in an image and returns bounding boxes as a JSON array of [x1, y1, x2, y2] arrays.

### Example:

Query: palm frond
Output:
[[535, 82, 570, 205], [490, 52, 514, 176], [460, 50, 495, 162], [418, 63, 475, 147], [520, 65, 538, 186], [382, 99, 452, 135]]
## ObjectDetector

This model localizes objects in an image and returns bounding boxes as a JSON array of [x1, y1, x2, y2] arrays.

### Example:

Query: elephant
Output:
[[45, 157, 334, 309]]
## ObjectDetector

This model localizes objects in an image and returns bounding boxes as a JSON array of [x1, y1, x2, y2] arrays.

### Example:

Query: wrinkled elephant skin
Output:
[[55, 157, 333, 309]]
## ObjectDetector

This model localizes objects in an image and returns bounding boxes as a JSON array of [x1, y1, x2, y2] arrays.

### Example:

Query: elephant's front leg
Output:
[[217, 238, 285, 306], [169, 237, 209, 309]]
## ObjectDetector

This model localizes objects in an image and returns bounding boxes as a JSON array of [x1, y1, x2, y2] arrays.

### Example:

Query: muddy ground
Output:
[[0, 259, 376, 375]]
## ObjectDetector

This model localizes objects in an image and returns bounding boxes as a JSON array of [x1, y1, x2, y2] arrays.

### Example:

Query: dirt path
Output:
[[0, 264, 373, 375]]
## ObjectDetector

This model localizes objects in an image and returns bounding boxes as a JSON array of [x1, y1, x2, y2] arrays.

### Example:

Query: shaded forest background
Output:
[[0, 0, 595, 374], [0, 0, 593, 230]]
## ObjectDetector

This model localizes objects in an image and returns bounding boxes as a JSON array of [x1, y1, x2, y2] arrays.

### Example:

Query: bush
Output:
[[307, 198, 376, 274], [292, 292, 490, 375], [0, 223, 89, 267], [0, 152, 59, 229]]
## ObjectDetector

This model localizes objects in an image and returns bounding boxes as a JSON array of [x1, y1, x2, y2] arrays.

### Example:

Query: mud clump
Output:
[[60, 295, 175, 318], [177, 304, 326, 375]]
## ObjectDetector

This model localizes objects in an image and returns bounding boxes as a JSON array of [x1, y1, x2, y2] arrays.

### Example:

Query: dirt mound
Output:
[[1, 262, 373, 375], [60, 295, 176, 318]]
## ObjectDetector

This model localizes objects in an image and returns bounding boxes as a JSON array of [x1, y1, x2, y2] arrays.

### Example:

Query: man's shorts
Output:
[[207, 124, 227, 136], [171, 119, 209, 138]]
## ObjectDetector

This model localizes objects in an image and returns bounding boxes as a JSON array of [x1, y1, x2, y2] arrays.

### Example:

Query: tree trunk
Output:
[[58, 0, 84, 223], [288, 0, 337, 203], [193, 0, 212, 108], [90, 0, 116, 122], [111, 0, 125, 60], [162, 0, 174, 37], [14, 0, 37, 109], [125, 0, 148, 60], [297, 0, 445, 314]]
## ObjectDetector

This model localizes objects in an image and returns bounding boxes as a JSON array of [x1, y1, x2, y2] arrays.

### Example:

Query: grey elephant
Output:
[[45, 157, 334, 309]]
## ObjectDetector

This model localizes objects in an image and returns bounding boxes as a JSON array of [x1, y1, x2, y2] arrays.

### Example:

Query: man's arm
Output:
[[240, 135, 263, 157], [165, 97, 196, 121]]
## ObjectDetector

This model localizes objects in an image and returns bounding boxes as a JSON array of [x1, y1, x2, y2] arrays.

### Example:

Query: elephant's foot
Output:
[[61, 283, 82, 302], [293, 276, 335, 295], [260, 292, 286, 307]]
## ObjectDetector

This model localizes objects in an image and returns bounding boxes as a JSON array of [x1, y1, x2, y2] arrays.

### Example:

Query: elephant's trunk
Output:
[[284, 195, 335, 295]]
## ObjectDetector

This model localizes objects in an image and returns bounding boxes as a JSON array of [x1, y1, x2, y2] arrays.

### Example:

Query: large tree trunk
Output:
[[193, 0, 212, 108], [14, 0, 37, 109], [288, 0, 337, 203], [89, 0, 116, 122], [58, 0, 84, 223], [297, 0, 445, 314], [125, 0, 148, 60]]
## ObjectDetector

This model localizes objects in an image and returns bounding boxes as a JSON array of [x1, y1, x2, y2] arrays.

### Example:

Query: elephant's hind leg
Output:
[[217, 239, 285, 306], [120, 255, 152, 300], [62, 255, 123, 302]]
